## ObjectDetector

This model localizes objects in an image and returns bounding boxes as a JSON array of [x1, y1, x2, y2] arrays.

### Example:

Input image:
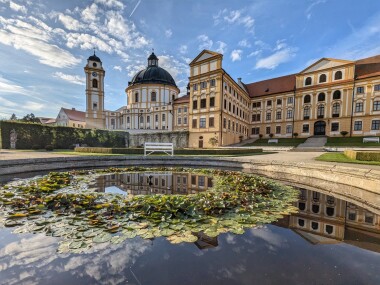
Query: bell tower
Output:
[[84, 51, 105, 129]]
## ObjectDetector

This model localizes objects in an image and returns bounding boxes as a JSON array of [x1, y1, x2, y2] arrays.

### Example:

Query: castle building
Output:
[[84, 50, 380, 148]]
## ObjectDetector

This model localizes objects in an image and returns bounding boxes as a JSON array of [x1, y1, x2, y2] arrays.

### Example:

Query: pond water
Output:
[[0, 170, 379, 285]]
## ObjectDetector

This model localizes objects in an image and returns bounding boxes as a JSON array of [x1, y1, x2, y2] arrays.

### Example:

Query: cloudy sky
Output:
[[1, 0, 380, 119]]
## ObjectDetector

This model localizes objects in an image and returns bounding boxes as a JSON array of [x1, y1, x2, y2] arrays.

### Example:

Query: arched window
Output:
[[333, 90, 341, 100], [332, 103, 340, 117], [317, 105, 325, 118], [304, 95, 311, 104], [334, 71, 342, 80], [135, 92, 139, 102], [92, 79, 98, 88], [305, 77, 312, 86], [172, 94, 175, 101], [151, 92, 156, 102], [303, 106, 310, 119], [319, 74, 327, 83], [318, 93, 325, 101]]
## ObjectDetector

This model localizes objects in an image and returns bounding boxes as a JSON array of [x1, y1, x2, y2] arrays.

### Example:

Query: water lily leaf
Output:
[[93, 232, 112, 243]]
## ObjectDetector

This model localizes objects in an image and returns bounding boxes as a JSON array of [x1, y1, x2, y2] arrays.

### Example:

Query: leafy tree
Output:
[[209, 136, 219, 147], [21, 113, 40, 123], [9, 113, 17, 121]]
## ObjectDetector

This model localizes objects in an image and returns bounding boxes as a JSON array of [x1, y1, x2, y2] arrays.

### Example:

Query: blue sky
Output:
[[1, 0, 380, 119]]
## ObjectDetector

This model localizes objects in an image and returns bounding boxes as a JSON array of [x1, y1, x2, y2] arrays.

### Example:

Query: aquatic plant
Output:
[[0, 167, 298, 253]]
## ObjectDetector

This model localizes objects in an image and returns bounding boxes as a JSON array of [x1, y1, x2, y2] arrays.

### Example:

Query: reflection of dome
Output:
[[130, 52, 177, 87], [88, 52, 101, 62]]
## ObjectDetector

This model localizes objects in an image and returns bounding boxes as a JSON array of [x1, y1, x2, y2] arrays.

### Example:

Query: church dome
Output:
[[130, 52, 177, 87], [88, 52, 101, 62]]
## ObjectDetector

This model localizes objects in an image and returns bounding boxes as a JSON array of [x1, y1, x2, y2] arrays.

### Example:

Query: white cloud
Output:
[[197, 34, 213, 50], [26, 101, 45, 111], [113, 65, 122, 72], [238, 39, 251, 48], [306, 0, 327, 20], [214, 9, 254, 32], [53, 72, 85, 85], [165, 29, 172, 38], [179, 44, 187, 54], [248, 50, 261, 57], [230, 49, 242, 62], [216, 41, 227, 54], [9, 1, 27, 14], [0, 76, 28, 95], [81, 3, 98, 23], [255, 47, 296, 69], [56, 13, 81, 31], [95, 0, 124, 10], [0, 16, 80, 68]]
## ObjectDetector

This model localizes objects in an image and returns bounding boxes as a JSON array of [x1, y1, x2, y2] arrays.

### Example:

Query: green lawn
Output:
[[325, 136, 380, 147], [243, 138, 306, 147], [315, 153, 380, 166]]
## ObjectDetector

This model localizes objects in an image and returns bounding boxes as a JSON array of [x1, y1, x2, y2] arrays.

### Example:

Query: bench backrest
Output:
[[268, 139, 278, 143]]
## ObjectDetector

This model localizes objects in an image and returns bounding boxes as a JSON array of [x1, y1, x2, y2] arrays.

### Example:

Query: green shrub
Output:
[[340, 131, 348, 137], [344, 150, 380, 161], [45, 145, 54, 151], [0, 121, 128, 149], [32, 144, 40, 150]]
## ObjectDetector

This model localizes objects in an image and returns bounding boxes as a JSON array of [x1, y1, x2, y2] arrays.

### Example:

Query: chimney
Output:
[[237, 78, 242, 83], [72, 108, 76, 111]]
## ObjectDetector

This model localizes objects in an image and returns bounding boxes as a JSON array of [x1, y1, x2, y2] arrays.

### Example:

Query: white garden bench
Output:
[[363, 137, 379, 143], [268, 139, 279, 144], [144, 142, 174, 156]]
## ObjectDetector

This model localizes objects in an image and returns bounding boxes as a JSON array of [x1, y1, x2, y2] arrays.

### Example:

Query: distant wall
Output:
[[128, 131, 189, 148]]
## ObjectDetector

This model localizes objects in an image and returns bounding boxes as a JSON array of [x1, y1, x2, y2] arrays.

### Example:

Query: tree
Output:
[[21, 113, 40, 123], [293, 132, 299, 138], [209, 136, 219, 147], [9, 113, 17, 121]]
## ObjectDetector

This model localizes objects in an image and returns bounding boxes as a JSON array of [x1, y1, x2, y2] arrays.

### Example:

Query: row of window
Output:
[[177, 117, 188, 125], [224, 82, 249, 107], [192, 117, 215, 128], [193, 97, 215, 109], [304, 71, 342, 86], [193, 79, 216, 91], [222, 118, 248, 135], [354, 120, 380, 131], [355, 101, 380, 112], [223, 99, 248, 121], [122, 114, 167, 124], [133, 92, 176, 103], [303, 103, 340, 119], [297, 219, 335, 235], [252, 97, 294, 109], [177, 107, 188, 113]]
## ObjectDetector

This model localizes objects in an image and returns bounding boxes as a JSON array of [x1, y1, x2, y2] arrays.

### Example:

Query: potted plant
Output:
[[340, 131, 348, 137]]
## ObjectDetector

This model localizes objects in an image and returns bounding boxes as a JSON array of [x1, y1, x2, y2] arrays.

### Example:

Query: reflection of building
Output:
[[285, 188, 380, 252], [93, 172, 213, 196]]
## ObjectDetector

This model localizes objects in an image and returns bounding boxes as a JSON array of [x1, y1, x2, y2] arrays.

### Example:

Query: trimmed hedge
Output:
[[75, 147, 263, 155], [344, 150, 380, 162], [0, 121, 128, 149]]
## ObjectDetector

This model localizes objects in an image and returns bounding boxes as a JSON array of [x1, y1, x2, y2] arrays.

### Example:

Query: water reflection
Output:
[[276, 188, 380, 252], [91, 172, 213, 196]]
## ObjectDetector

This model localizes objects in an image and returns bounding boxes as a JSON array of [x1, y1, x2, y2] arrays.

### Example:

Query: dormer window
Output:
[[305, 77, 312, 86]]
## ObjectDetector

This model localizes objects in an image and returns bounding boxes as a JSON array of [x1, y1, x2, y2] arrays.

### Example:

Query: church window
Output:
[[92, 79, 98, 88], [93, 102, 98, 110], [334, 71, 342, 80], [151, 92, 156, 101], [93, 62, 97, 67], [319, 74, 327, 83], [333, 90, 341, 100], [135, 92, 139, 102]]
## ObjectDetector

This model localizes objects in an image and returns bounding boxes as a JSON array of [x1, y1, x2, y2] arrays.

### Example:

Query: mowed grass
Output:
[[243, 138, 306, 147], [325, 136, 380, 147], [315, 152, 380, 166]]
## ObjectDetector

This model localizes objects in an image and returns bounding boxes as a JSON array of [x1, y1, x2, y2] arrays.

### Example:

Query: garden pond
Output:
[[0, 167, 379, 284]]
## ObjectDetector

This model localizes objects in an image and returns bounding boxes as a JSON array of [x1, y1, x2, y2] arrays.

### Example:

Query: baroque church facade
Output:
[[84, 50, 380, 148]]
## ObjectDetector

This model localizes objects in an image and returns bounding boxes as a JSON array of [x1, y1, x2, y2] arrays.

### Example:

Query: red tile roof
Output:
[[245, 74, 296, 98], [355, 55, 380, 79], [173, 94, 189, 103], [62, 108, 86, 122]]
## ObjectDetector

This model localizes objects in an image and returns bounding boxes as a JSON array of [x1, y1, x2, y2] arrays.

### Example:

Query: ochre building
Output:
[[84, 50, 380, 148]]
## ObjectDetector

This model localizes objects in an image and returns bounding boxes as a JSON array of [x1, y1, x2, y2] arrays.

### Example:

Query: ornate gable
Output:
[[300, 58, 354, 74], [190, 50, 222, 66]]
